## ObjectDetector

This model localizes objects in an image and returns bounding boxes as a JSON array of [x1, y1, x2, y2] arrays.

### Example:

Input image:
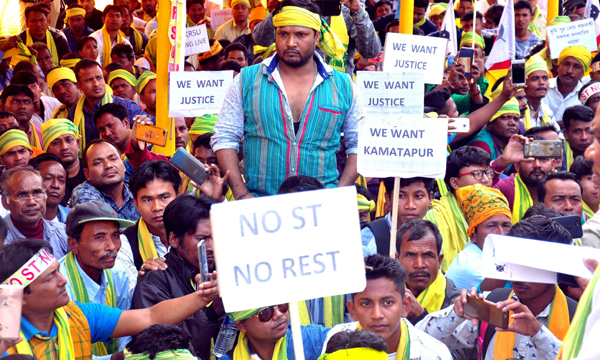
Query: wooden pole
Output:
[[398, 0, 414, 34], [389, 177, 400, 258], [288, 301, 306, 360]]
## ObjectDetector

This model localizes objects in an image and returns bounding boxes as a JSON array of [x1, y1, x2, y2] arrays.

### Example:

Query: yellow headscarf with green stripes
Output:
[[490, 98, 520, 122], [0, 129, 32, 156], [526, 54, 548, 76], [59, 58, 81, 69], [357, 194, 375, 212], [558, 46, 592, 71], [189, 114, 218, 135], [549, 15, 570, 26], [429, 3, 448, 18], [136, 71, 157, 95], [228, 308, 288, 360], [41, 118, 80, 152], [108, 69, 137, 88], [124, 349, 197, 360], [459, 31, 485, 50]]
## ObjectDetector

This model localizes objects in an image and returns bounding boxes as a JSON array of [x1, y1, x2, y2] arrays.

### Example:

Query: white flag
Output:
[[585, 0, 600, 43], [440, 0, 458, 55], [485, 0, 516, 70]]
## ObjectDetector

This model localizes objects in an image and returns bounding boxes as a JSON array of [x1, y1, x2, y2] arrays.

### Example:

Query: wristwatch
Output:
[[469, 84, 481, 95]]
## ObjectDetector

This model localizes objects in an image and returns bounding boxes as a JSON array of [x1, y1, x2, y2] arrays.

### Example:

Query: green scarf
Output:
[[512, 173, 533, 224]]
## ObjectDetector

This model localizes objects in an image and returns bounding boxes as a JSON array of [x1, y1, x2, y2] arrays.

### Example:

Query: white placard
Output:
[[357, 72, 424, 116], [168, 71, 233, 117], [482, 234, 600, 283], [382, 33, 448, 84], [185, 24, 210, 56], [548, 19, 597, 59], [212, 187, 366, 313], [357, 117, 447, 178], [211, 9, 233, 30]]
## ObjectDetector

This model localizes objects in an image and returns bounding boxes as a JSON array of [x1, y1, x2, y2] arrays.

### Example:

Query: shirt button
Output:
[[293, 142, 296, 145], [291, 168, 295, 172]]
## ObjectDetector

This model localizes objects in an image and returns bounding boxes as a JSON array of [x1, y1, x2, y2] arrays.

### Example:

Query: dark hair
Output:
[[514, 0, 533, 14], [186, 0, 204, 10], [412, 26, 425, 36], [385, 20, 399, 31], [0, 111, 18, 122], [93, 103, 129, 126], [568, 13, 583, 21], [77, 36, 98, 52], [424, 87, 453, 114], [523, 124, 557, 138], [359, 254, 407, 299], [104, 62, 127, 77], [13, 61, 37, 75], [25, 3, 50, 20], [193, 132, 213, 150], [111, 43, 135, 61], [199, 40, 226, 66], [10, 71, 38, 87], [0, 216, 7, 245], [578, 81, 600, 106], [164, 194, 215, 244], [414, 0, 429, 9], [374, 0, 392, 11], [277, 175, 325, 194], [30, 42, 50, 55], [570, 155, 594, 179], [225, 43, 248, 61], [0, 239, 53, 293], [396, 219, 443, 255], [485, 4, 504, 26], [325, 330, 388, 354], [220, 59, 242, 72], [103, 4, 123, 17], [82, 138, 119, 168], [74, 58, 102, 81], [67, 3, 85, 10], [129, 160, 182, 199], [382, 177, 433, 196], [523, 203, 563, 219], [444, 146, 490, 193], [563, 105, 594, 130], [354, 184, 371, 200], [126, 324, 195, 360], [118, 4, 131, 16], [184, 61, 195, 69], [462, 9, 482, 22], [508, 216, 572, 244], [0, 85, 34, 105], [537, 171, 583, 203], [273, 0, 320, 16], [28, 153, 66, 171], [568, 1, 586, 13], [61, 52, 84, 61]]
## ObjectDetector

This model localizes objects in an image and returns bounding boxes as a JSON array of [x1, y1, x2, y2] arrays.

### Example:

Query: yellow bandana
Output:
[[136, 70, 157, 95], [41, 118, 80, 152], [64, 7, 86, 23], [108, 69, 137, 87], [231, 0, 251, 8], [59, 58, 81, 69], [526, 54, 548, 76], [415, 270, 446, 314], [26, 29, 58, 67], [124, 349, 197, 360], [318, 348, 387, 360], [197, 40, 223, 62], [455, 184, 511, 237], [490, 98, 520, 122], [459, 31, 485, 50], [101, 26, 126, 66], [46, 67, 77, 93], [558, 46, 592, 71], [0, 129, 32, 156]]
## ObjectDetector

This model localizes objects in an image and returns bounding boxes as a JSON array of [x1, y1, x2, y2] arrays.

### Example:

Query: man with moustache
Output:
[[46, 67, 81, 119], [29, 154, 71, 224], [522, 55, 559, 132], [59, 201, 134, 358], [538, 172, 585, 221], [563, 105, 594, 171]]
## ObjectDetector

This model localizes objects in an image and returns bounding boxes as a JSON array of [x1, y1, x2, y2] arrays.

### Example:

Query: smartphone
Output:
[[464, 294, 509, 329], [448, 118, 470, 133], [315, 0, 341, 16], [197, 240, 209, 284], [458, 48, 474, 78], [0, 285, 23, 341], [170, 147, 209, 187], [523, 140, 562, 158], [551, 215, 583, 239], [511, 59, 526, 86], [135, 124, 168, 147]]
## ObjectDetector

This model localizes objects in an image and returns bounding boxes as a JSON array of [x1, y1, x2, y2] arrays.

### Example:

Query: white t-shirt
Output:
[[90, 29, 132, 66]]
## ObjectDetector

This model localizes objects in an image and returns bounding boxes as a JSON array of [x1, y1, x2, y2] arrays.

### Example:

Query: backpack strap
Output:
[[365, 218, 391, 256]]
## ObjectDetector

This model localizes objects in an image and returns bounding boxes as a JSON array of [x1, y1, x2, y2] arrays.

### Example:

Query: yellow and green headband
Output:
[[59, 58, 81, 69], [64, 7, 86, 23], [357, 194, 375, 212], [108, 69, 137, 87], [136, 70, 157, 95], [254, 43, 276, 60], [549, 16, 570, 26], [0, 129, 32, 156], [124, 349, 197, 360], [228, 308, 262, 322], [526, 55, 548, 76], [3, 41, 37, 66], [46, 67, 77, 92], [490, 97, 520, 122], [429, 3, 448, 18], [41, 119, 80, 152], [231, 0, 251, 8], [318, 348, 388, 360], [198, 40, 224, 62], [189, 114, 218, 135], [558, 45, 592, 71], [459, 31, 485, 50]]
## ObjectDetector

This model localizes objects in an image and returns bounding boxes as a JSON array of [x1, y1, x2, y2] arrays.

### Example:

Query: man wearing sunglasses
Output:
[[425, 146, 493, 273]]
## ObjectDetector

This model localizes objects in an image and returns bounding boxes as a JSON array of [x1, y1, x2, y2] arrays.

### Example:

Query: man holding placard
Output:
[[212, 0, 363, 198]]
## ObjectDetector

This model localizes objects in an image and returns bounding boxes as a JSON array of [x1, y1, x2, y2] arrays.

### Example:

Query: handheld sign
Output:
[[211, 186, 366, 312], [169, 71, 233, 117], [357, 72, 424, 116], [357, 117, 447, 178], [211, 9, 233, 30], [382, 33, 448, 84], [548, 19, 597, 59], [185, 24, 210, 56]]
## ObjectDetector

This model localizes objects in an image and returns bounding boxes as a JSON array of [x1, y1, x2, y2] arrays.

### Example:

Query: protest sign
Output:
[[184, 24, 210, 56], [357, 117, 448, 178], [381, 33, 448, 84], [211, 9, 232, 30], [211, 186, 366, 312], [548, 19, 597, 59], [357, 72, 425, 116], [168, 71, 233, 117], [482, 234, 600, 283]]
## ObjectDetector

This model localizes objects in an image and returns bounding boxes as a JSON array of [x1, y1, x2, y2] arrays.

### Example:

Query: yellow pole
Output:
[[154, 0, 176, 156], [547, 0, 558, 26], [398, 0, 414, 34]]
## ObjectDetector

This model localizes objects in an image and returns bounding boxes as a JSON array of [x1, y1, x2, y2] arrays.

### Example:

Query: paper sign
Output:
[[357, 117, 448, 178], [382, 33, 448, 84], [482, 234, 600, 283], [168, 71, 233, 117], [185, 24, 210, 56], [548, 19, 597, 59], [212, 187, 366, 312], [357, 72, 424, 116], [211, 9, 232, 30]]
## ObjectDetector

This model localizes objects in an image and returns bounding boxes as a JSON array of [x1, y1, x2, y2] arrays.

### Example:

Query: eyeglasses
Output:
[[9, 192, 47, 204], [249, 304, 289, 322], [457, 168, 495, 181]]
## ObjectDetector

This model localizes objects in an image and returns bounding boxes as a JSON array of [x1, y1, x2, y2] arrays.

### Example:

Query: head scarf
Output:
[[136, 71, 157, 95], [273, 6, 345, 60], [197, 40, 223, 62], [429, 3, 448, 18], [318, 348, 387, 360], [41, 119, 80, 152], [558, 45, 592, 71], [60, 58, 81, 69], [124, 349, 197, 360], [254, 43, 276, 60], [592, 61, 600, 72], [46, 67, 77, 92], [357, 194, 375, 212], [549, 16, 570, 26], [108, 69, 136, 87], [1, 41, 37, 66], [459, 31, 485, 50], [250, 7, 268, 23], [189, 114, 218, 135], [231, 0, 251, 8], [64, 7, 86, 23], [490, 97, 520, 122], [580, 81, 600, 104], [526, 54, 549, 76], [455, 184, 511, 237], [228, 308, 262, 322], [0, 129, 32, 156]]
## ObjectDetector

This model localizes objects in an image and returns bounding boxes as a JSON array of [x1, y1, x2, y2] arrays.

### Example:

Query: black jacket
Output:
[[131, 249, 222, 360]]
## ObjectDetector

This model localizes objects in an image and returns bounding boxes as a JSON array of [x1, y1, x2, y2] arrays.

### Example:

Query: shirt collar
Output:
[[263, 52, 332, 80], [21, 314, 58, 340], [72, 252, 108, 299]]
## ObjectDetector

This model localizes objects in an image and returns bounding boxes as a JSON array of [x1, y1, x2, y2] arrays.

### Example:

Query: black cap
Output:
[[65, 200, 135, 237]]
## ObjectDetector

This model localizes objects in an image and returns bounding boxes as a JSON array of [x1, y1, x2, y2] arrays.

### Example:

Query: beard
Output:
[[279, 48, 315, 68]]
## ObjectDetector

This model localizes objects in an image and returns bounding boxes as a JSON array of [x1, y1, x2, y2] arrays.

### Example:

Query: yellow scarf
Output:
[[415, 270, 446, 314], [358, 320, 411, 359], [527, 5, 541, 37], [296, 296, 345, 327], [233, 331, 287, 360], [414, 17, 426, 27], [512, 174, 533, 224], [52, 105, 70, 119], [495, 286, 570, 360], [327, 15, 349, 72], [73, 90, 113, 154], [26, 29, 58, 67], [523, 105, 550, 130], [583, 202, 596, 220], [565, 141, 574, 172], [14, 307, 76, 360], [137, 218, 159, 263], [28, 121, 42, 150], [101, 26, 126, 66], [130, 25, 144, 55], [375, 181, 387, 218]]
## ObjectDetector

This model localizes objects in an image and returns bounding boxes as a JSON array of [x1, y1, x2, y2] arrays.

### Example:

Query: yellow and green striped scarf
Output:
[[14, 307, 76, 360], [583, 202, 596, 220], [130, 25, 144, 55], [73, 90, 113, 153], [137, 218, 159, 263], [125, 349, 197, 360], [512, 173, 533, 224], [26, 29, 58, 66], [233, 331, 287, 360], [565, 141, 575, 172]]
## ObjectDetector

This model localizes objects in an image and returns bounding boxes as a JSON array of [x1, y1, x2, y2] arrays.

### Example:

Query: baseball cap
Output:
[[66, 200, 135, 237]]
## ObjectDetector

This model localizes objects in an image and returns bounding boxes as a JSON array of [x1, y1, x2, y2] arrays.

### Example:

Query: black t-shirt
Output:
[[86, 8, 104, 31], [62, 158, 86, 207], [19, 28, 71, 60]]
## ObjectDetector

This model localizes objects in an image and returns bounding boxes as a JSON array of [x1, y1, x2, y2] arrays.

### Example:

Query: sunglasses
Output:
[[250, 304, 289, 322]]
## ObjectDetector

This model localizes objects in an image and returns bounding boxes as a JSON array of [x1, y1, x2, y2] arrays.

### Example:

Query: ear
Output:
[[67, 236, 78, 254], [401, 291, 412, 318], [438, 253, 444, 270], [395, 251, 399, 260], [449, 177, 460, 191], [83, 168, 90, 181], [169, 232, 179, 249], [235, 320, 248, 333], [123, 118, 131, 129], [347, 298, 359, 321], [2, 195, 9, 211], [514, 162, 521, 173]]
